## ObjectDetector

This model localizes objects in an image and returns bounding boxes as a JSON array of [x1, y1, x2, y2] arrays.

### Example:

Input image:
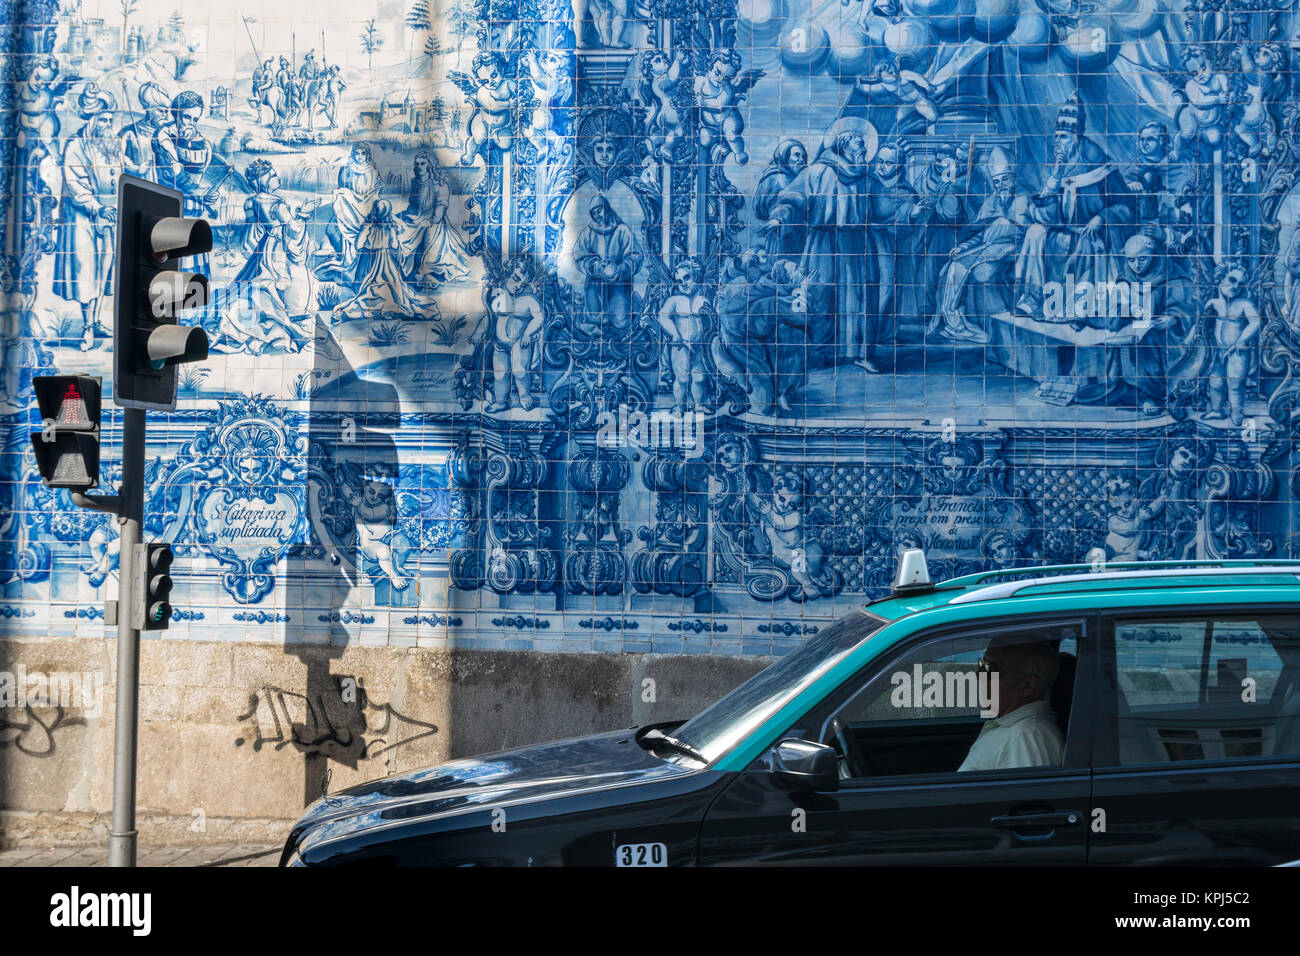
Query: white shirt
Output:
[[957, 699, 1064, 772]]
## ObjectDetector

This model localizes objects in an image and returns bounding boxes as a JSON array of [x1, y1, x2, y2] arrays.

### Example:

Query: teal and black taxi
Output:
[[281, 553, 1300, 866]]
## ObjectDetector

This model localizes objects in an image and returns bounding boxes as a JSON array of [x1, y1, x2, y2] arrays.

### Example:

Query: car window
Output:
[[1108, 612, 1300, 765], [670, 608, 885, 763], [819, 620, 1082, 780]]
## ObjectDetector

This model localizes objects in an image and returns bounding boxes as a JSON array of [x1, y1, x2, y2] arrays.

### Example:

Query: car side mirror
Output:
[[770, 738, 838, 792]]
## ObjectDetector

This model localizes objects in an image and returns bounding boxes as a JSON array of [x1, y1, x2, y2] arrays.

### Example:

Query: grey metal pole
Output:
[[109, 406, 146, 867]]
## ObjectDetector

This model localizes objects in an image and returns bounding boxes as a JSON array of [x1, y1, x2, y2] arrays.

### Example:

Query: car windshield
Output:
[[670, 609, 885, 764]]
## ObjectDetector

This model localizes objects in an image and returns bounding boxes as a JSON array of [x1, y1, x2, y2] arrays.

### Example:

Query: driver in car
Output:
[[958, 637, 1064, 772]]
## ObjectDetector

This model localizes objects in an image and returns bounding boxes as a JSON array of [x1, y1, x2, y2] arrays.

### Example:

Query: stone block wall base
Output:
[[0, 638, 768, 848]]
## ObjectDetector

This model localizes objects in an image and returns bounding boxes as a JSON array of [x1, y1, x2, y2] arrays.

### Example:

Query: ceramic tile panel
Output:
[[1, 0, 1297, 653]]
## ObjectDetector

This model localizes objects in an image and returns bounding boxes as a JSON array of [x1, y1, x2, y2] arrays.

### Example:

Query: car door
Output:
[[1090, 606, 1300, 865], [698, 616, 1096, 865]]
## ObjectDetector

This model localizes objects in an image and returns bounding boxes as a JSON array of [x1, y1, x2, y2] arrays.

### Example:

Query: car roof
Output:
[[863, 560, 1300, 622]]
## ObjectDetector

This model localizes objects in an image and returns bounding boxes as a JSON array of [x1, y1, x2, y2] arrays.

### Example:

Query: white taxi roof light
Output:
[[892, 548, 933, 592]]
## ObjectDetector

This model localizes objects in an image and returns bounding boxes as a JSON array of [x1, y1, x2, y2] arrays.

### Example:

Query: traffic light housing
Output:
[[30, 375, 102, 490], [136, 542, 174, 631], [114, 175, 212, 411]]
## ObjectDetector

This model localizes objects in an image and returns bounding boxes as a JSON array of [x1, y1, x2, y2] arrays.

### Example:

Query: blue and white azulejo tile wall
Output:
[[2, 0, 1299, 655]]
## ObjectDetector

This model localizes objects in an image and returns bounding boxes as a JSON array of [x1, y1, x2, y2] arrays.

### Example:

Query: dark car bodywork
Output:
[[282, 561, 1300, 866], [282, 725, 724, 866]]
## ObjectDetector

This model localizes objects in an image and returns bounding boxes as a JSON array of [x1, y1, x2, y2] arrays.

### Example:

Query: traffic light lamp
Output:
[[114, 174, 212, 411], [137, 542, 174, 631], [30, 375, 102, 490]]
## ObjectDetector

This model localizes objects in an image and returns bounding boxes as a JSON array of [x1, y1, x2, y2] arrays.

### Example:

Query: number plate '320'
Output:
[[616, 842, 667, 867]]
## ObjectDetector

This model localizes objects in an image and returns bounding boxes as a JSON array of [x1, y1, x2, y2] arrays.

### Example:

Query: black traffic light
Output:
[[114, 174, 211, 411], [30, 375, 102, 490], [137, 542, 174, 631]]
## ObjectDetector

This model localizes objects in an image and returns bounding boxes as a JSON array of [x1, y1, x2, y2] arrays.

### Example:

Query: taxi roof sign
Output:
[[892, 548, 933, 593]]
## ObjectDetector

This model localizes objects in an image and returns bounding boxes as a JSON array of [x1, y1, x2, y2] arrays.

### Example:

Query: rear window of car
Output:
[[1110, 612, 1300, 764]]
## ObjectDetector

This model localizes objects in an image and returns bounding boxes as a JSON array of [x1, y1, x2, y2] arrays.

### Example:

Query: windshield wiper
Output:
[[638, 727, 707, 764]]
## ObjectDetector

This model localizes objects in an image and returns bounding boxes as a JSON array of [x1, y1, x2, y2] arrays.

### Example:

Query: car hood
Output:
[[288, 726, 695, 857]]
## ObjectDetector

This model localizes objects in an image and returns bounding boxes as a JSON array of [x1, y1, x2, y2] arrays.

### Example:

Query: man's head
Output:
[[775, 138, 807, 173], [169, 90, 204, 138], [986, 146, 1015, 199], [932, 143, 957, 183], [1124, 233, 1158, 277], [786, 141, 807, 171], [1138, 121, 1170, 160], [954, 140, 972, 172], [138, 81, 170, 127], [1053, 93, 1085, 160], [872, 143, 903, 182], [982, 637, 1059, 717], [833, 131, 868, 170], [77, 85, 117, 138], [589, 195, 618, 227]]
